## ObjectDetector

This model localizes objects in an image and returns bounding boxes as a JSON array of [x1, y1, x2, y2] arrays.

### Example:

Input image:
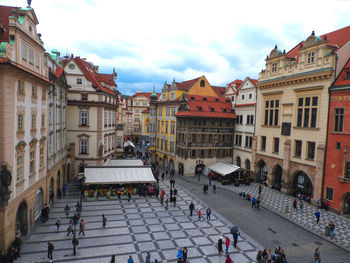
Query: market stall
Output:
[[209, 162, 249, 185], [103, 159, 143, 167]]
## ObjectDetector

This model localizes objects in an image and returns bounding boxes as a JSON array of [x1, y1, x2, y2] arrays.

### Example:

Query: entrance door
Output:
[[34, 189, 43, 221], [293, 171, 313, 196], [344, 194, 350, 214], [16, 202, 28, 236], [272, 165, 283, 190], [256, 160, 268, 183]]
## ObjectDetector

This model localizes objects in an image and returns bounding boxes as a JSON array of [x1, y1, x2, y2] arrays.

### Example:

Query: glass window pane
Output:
[[312, 97, 318, 106], [265, 101, 269, 108], [275, 100, 279, 107], [303, 108, 310, 127], [298, 98, 303, 107], [305, 97, 311, 106], [274, 109, 279, 126], [271, 100, 274, 108], [297, 109, 303, 127], [269, 110, 273, 126], [311, 108, 317, 128]]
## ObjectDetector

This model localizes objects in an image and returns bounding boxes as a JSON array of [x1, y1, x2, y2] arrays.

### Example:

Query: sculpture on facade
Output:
[[0, 164, 12, 207]]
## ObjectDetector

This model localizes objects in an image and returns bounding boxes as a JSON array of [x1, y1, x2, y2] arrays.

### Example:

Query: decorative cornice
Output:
[[16, 141, 27, 153]]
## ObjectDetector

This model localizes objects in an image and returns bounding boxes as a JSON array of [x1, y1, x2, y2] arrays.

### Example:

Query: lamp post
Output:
[[196, 159, 203, 182], [77, 174, 86, 218]]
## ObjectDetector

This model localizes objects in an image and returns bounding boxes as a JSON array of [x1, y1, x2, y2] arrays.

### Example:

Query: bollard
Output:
[[285, 205, 289, 213]]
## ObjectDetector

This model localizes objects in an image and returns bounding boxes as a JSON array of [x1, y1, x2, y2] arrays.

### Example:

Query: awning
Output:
[[104, 159, 143, 166], [209, 162, 241, 176], [84, 167, 155, 185], [124, 140, 136, 148]]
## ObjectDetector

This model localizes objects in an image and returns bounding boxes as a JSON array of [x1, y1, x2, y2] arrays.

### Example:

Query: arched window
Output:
[[245, 159, 251, 171], [236, 156, 241, 167], [200, 80, 205, 87]]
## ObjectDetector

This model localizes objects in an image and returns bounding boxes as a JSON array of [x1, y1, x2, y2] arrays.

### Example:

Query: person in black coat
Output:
[[218, 237, 223, 255]]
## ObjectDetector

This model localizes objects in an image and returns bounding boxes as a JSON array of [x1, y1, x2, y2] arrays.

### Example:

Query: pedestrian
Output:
[[225, 254, 232, 263], [256, 250, 263, 263], [110, 254, 116, 263], [128, 191, 131, 202], [155, 187, 159, 198], [189, 202, 195, 216], [209, 175, 212, 185], [206, 207, 211, 221], [203, 185, 206, 194], [183, 247, 188, 263], [102, 214, 107, 228], [251, 196, 257, 208], [213, 184, 216, 194], [63, 184, 67, 197], [127, 255, 134, 263], [64, 204, 70, 218], [232, 231, 239, 248], [315, 210, 321, 224], [174, 188, 177, 196], [161, 172, 164, 181], [293, 198, 297, 210], [256, 197, 261, 210], [49, 191, 55, 205], [328, 220, 335, 239], [315, 256, 322, 263], [299, 199, 304, 212], [13, 234, 22, 258], [177, 248, 183, 262], [47, 242, 54, 261], [173, 196, 177, 207], [160, 193, 164, 204], [267, 249, 273, 263], [218, 237, 223, 255], [165, 198, 169, 210], [198, 208, 201, 221], [76, 201, 80, 212], [170, 188, 173, 199], [314, 248, 321, 260], [67, 221, 74, 236], [57, 188, 62, 199], [72, 235, 79, 255], [259, 184, 262, 195], [225, 236, 230, 254], [79, 219, 86, 236], [145, 250, 151, 263], [55, 218, 61, 232]]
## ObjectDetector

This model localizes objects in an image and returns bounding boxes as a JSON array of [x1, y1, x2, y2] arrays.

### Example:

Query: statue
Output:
[[0, 165, 12, 207]]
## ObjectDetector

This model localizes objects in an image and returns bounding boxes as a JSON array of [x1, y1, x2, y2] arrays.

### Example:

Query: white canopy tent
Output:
[[104, 159, 143, 167], [209, 162, 241, 176], [84, 167, 155, 185], [124, 140, 136, 148]]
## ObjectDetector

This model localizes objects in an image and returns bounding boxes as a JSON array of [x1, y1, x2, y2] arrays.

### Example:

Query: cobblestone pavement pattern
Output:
[[185, 175, 350, 252], [17, 180, 263, 263]]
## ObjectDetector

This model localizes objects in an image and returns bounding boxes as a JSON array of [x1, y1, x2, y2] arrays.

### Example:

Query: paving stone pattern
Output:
[[186, 175, 350, 252], [17, 180, 262, 263]]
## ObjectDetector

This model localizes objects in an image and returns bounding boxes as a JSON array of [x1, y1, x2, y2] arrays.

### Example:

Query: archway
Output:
[[159, 158, 163, 168], [169, 159, 175, 175], [178, 163, 184, 176], [245, 159, 251, 171], [49, 177, 54, 203], [57, 170, 61, 190], [34, 189, 43, 221], [16, 201, 28, 236], [293, 171, 313, 197], [236, 156, 241, 167], [342, 193, 350, 214], [67, 163, 71, 183], [272, 165, 283, 191], [256, 159, 268, 183], [163, 156, 168, 169]]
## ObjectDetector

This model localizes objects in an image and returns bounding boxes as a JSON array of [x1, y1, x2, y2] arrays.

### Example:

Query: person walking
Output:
[[64, 204, 70, 218], [232, 231, 239, 248], [213, 184, 216, 194], [102, 214, 107, 228], [47, 242, 54, 261], [206, 207, 211, 221], [315, 210, 321, 224], [183, 247, 188, 263], [177, 248, 183, 262], [165, 198, 169, 210], [145, 250, 151, 263], [55, 218, 61, 233], [218, 237, 223, 255], [256, 197, 261, 210], [251, 196, 257, 208], [110, 254, 116, 263], [67, 221, 74, 236], [173, 196, 177, 207], [72, 235, 79, 255], [13, 234, 22, 258], [189, 202, 195, 216], [127, 255, 134, 263], [63, 184, 67, 198], [170, 188, 173, 199], [79, 219, 86, 236], [161, 172, 164, 181], [128, 191, 131, 202], [225, 236, 230, 254], [328, 220, 335, 239], [174, 188, 177, 196], [225, 254, 232, 263], [198, 208, 201, 221], [293, 198, 298, 210], [299, 199, 304, 212], [314, 248, 321, 261]]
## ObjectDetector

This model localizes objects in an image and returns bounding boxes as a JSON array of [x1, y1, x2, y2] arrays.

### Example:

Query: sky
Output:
[[3, 0, 350, 95]]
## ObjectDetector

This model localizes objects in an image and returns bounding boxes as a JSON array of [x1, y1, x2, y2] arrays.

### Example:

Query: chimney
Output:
[[93, 65, 99, 73]]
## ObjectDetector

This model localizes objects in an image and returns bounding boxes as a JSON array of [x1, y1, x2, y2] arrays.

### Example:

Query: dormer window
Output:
[[76, 78, 82, 84], [307, 52, 315, 63], [345, 71, 350, 80], [210, 108, 214, 112], [272, 62, 277, 72], [170, 92, 175, 100], [81, 94, 88, 101], [223, 109, 227, 113], [215, 98, 219, 102], [200, 80, 205, 87], [203, 98, 207, 101], [198, 107, 202, 111], [190, 97, 195, 101]]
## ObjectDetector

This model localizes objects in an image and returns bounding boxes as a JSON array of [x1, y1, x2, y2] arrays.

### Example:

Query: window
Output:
[[21, 42, 27, 60], [272, 62, 277, 72], [273, 137, 279, 153], [35, 53, 39, 67], [41, 114, 45, 128], [29, 48, 34, 64], [172, 107, 176, 116], [200, 80, 205, 87], [16, 155, 24, 181], [76, 78, 82, 84], [307, 141, 315, 160], [17, 114, 24, 131], [80, 139, 88, 154], [241, 95, 245, 100], [135, 118, 139, 122], [246, 115, 254, 125], [295, 140, 302, 157], [30, 150, 35, 174], [345, 72, 350, 80], [42, 89, 46, 100], [334, 108, 344, 132], [264, 99, 279, 126], [235, 134, 242, 146], [336, 142, 341, 150], [18, 80, 25, 95], [161, 94, 166, 100], [39, 147, 44, 168], [236, 115, 243, 124], [80, 111, 88, 126], [81, 94, 88, 100], [32, 85, 37, 97], [104, 112, 107, 126], [157, 120, 160, 132], [31, 113, 36, 129], [297, 96, 318, 128], [326, 187, 333, 201], [143, 102, 147, 106], [345, 161, 350, 178], [249, 93, 252, 99], [170, 141, 175, 153], [170, 92, 175, 99], [170, 121, 175, 134], [261, 136, 266, 151], [166, 107, 170, 116], [158, 107, 162, 116], [245, 136, 252, 148], [165, 121, 168, 133], [307, 52, 315, 63], [135, 102, 139, 106]]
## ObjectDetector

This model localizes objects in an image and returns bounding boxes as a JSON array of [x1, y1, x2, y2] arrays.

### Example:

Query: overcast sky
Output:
[[4, 0, 350, 95]]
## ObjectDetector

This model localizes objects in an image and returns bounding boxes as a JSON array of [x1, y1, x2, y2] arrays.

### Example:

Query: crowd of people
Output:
[[256, 246, 288, 263]]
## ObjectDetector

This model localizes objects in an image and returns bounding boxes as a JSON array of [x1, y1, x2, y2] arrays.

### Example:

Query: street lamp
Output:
[[77, 174, 86, 217], [196, 159, 203, 182]]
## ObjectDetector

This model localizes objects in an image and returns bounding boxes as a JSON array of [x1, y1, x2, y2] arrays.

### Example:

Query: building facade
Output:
[[230, 77, 257, 175], [323, 58, 350, 214], [253, 27, 350, 203], [0, 5, 50, 249], [64, 56, 118, 175]]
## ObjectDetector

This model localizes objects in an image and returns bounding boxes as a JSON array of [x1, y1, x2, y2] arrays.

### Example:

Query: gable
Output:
[[64, 60, 84, 75], [187, 76, 218, 97]]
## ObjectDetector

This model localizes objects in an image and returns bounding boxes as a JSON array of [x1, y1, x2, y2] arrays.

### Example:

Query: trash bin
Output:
[[325, 226, 330, 236]]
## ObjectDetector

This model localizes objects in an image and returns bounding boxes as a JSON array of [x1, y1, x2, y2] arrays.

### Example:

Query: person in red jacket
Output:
[[225, 254, 232, 263], [225, 236, 230, 254], [198, 208, 201, 221]]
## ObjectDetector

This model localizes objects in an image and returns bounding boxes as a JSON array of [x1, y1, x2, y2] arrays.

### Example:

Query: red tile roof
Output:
[[72, 57, 116, 95], [286, 26, 350, 60], [176, 95, 235, 119], [212, 86, 226, 97], [0, 58, 9, 63], [332, 58, 350, 88], [247, 78, 258, 86], [129, 92, 160, 101], [0, 6, 19, 43], [175, 77, 200, 91], [95, 74, 116, 86], [227, 79, 243, 87], [142, 108, 150, 113]]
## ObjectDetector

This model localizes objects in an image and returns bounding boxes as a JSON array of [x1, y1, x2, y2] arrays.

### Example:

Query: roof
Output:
[[227, 79, 243, 87], [212, 86, 226, 97], [247, 77, 258, 86], [175, 95, 235, 119], [142, 108, 150, 113], [129, 92, 160, 100], [332, 58, 350, 88], [0, 6, 19, 43], [104, 159, 143, 167], [70, 57, 116, 96], [286, 26, 350, 60], [175, 77, 200, 91], [95, 74, 116, 86], [209, 162, 241, 176], [84, 167, 155, 185]]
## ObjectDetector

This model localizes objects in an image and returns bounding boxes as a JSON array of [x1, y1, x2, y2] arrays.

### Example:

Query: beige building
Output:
[[253, 28, 350, 202], [64, 56, 118, 175], [0, 5, 51, 249]]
